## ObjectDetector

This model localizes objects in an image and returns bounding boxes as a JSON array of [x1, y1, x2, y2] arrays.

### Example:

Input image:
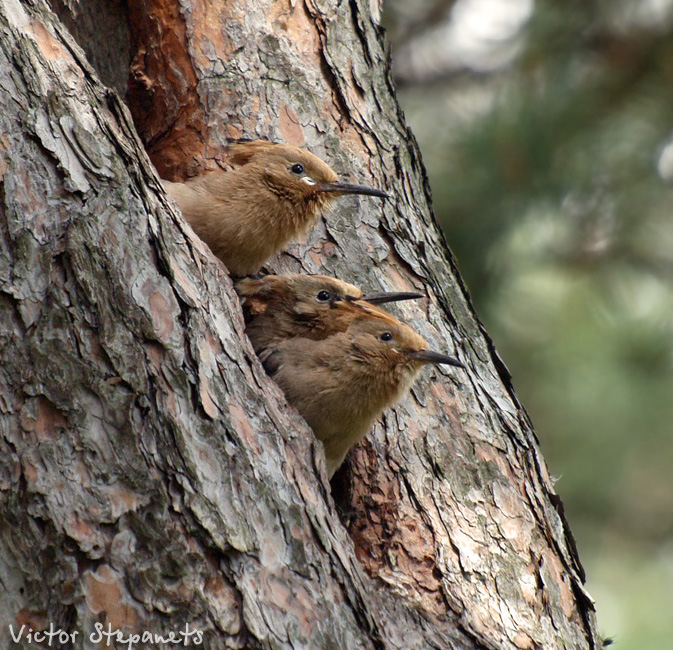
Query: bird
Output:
[[162, 140, 388, 276], [235, 273, 424, 354], [259, 305, 464, 477]]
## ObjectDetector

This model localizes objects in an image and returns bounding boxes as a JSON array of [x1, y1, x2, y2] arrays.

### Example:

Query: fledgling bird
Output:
[[235, 273, 423, 354], [162, 140, 388, 276], [260, 306, 463, 477]]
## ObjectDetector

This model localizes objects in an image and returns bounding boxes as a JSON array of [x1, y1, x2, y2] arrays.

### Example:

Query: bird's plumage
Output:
[[257, 304, 463, 477], [163, 140, 387, 275]]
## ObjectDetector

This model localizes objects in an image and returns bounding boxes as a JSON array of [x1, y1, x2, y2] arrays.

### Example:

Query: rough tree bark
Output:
[[0, 0, 602, 649]]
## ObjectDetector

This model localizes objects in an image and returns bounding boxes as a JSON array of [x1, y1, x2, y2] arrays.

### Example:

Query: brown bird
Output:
[[260, 306, 463, 477], [163, 140, 388, 276], [235, 273, 423, 354]]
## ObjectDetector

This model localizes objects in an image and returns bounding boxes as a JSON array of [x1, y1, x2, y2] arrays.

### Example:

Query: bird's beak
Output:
[[317, 181, 389, 199], [359, 291, 424, 304], [409, 349, 464, 368]]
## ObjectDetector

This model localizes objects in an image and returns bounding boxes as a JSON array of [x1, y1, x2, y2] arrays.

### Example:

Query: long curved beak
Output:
[[359, 291, 424, 304], [317, 181, 388, 199], [409, 349, 464, 369]]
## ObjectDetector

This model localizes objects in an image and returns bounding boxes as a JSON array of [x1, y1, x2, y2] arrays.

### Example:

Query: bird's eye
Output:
[[380, 332, 393, 342], [290, 163, 304, 175], [316, 290, 331, 302]]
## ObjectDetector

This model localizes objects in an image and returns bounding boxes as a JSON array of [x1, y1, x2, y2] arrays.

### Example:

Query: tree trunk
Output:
[[0, 0, 602, 648]]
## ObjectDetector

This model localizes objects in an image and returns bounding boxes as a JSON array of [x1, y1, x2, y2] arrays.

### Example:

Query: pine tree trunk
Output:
[[0, 0, 602, 648]]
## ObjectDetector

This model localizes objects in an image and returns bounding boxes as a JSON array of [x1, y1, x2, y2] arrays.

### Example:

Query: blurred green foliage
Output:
[[388, 0, 673, 645]]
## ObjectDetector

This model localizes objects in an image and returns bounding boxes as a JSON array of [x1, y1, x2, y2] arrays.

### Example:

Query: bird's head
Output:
[[227, 140, 388, 207], [347, 309, 463, 386], [236, 273, 358, 308], [236, 274, 423, 335], [288, 274, 422, 311]]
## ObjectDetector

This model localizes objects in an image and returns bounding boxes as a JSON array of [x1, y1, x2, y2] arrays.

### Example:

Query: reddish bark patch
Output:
[[204, 574, 242, 634], [148, 289, 175, 341], [513, 631, 536, 649], [20, 396, 67, 441], [199, 375, 218, 419], [22, 461, 38, 484], [278, 104, 305, 146], [344, 447, 445, 617], [228, 403, 261, 455], [145, 341, 165, 370], [28, 20, 66, 61], [127, 0, 207, 180], [83, 565, 139, 630], [15, 609, 48, 631]]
